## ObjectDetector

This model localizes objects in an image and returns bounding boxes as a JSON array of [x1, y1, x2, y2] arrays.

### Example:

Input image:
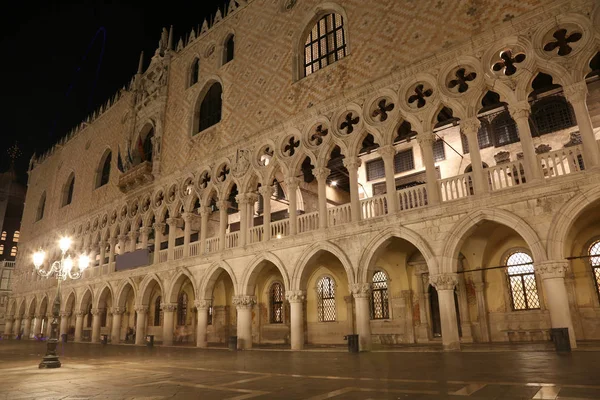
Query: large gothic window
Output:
[[317, 276, 336, 322], [154, 296, 162, 326], [97, 151, 112, 188], [36, 192, 46, 221], [589, 240, 600, 301], [270, 282, 284, 323], [304, 13, 347, 77], [370, 270, 389, 319], [190, 58, 200, 86], [198, 83, 223, 132], [177, 292, 188, 325], [224, 34, 235, 64], [506, 251, 540, 311], [62, 174, 75, 207]]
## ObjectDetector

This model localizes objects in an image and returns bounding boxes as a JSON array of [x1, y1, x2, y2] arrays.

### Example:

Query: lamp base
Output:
[[39, 338, 61, 369]]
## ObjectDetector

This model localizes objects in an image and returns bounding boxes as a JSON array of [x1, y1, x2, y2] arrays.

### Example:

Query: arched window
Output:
[[63, 174, 75, 207], [36, 193, 46, 221], [589, 240, 600, 301], [10, 246, 17, 257], [316, 276, 336, 322], [154, 296, 162, 326], [531, 97, 576, 136], [141, 128, 154, 163], [270, 282, 284, 323], [492, 111, 519, 147], [97, 151, 112, 188], [224, 34, 234, 64], [13, 231, 19, 243], [0, 231, 5, 240], [370, 270, 389, 319], [304, 13, 347, 77], [177, 292, 188, 325], [190, 58, 200, 86], [506, 251, 540, 311], [198, 83, 223, 132]]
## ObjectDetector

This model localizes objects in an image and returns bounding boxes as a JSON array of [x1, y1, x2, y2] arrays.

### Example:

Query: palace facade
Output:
[[5, 0, 600, 351]]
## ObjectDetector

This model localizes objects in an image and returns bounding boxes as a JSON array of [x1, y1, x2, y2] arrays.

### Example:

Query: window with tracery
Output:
[[13, 231, 19, 243], [198, 83, 223, 132], [98, 152, 112, 188], [36, 193, 46, 221], [317, 276, 336, 322], [154, 296, 163, 326], [370, 270, 389, 319], [177, 292, 188, 325], [304, 13, 347, 77], [270, 282, 284, 323], [506, 251, 540, 311], [590, 240, 600, 301]]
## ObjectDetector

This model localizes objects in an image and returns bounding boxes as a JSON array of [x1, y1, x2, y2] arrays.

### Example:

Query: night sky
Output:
[[0, 1, 224, 184]]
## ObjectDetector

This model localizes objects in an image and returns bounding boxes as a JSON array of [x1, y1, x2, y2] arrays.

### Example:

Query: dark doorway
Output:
[[429, 285, 442, 337]]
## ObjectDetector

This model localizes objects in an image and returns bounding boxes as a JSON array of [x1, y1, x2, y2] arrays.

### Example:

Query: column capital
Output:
[[377, 144, 397, 161], [342, 156, 362, 170], [181, 212, 194, 223], [108, 237, 118, 246], [140, 227, 153, 235], [118, 235, 128, 242], [232, 295, 256, 309], [508, 101, 531, 120], [246, 193, 259, 203], [417, 132, 436, 146], [429, 273, 458, 290], [160, 303, 177, 312], [258, 185, 274, 197], [128, 231, 139, 239], [284, 177, 301, 189], [236, 193, 250, 205], [563, 81, 588, 104], [75, 310, 87, 317], [166, 217, 182, 227], [285, 290, 306, 303], [153, 222, 166, 232], [198, 206, 212, 217], [535, 261, 568, 280], [112, 307, 126, 315], [194, 299, 212, 310], [350, 282, 371, 298], [91, 308, 104, 316], [460, 117, 481, 136], [313, 167, 330, 181], [134, 306, 149, 314], [216, 200, 230, 210]]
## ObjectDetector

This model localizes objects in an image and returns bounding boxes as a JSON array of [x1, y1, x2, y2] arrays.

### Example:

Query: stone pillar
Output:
[[564, 82, 600, 168], [59, 312, 70, 337], [473, 282, 490, 342], [166, 218, 179, 261], [153, 223, 165, 264], [350, 283, 372, 351], [286, 291, 305, 350], [461, 118, 488, 194], [108, 237, 117, 272], [233, 295, 256, 350], [417, 132, 441, 205], [118, 235, 127, 255], [161, 303, 177, 346], [128, 231, 139, 252], [199, 207, 210, 254], [12, 316, 22, 337], [412, 263, 430, 342], [430, 274, 460, 351], [285, 178, 299, 235], [182, 213, 193, 257], [344, 295, 354, 334], [195, 300, 211, 348], [217, 200, 229, 251], [134, 306, 148, 346], [536, 261, 577, 348], [236, 194, 249, 247], [140, 227, 152, 250], [377, 145, 398, 213], [98, 241, 107, 266], [314, 167, 330, 229], [343, 157, 362, 222], [74, 311, 85, 342], [23, 316, 32, 339], [259, 186, 273, 241], [247, 193, 258, 230], [91, 308, 102, 343], [402, 290, 416, 344], [111, 307, 124, 344], [508, 102, 542, 181], [4, 315, 13, 338], [455, 276, 473, 343], [32, 315, 42, 337]]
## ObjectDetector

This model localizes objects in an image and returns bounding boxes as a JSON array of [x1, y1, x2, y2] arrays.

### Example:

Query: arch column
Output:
[[351, 283, 372, 351], [285, 178, 300, 235], [286, 291, 305, 350], [118, 235, 127, 255], [91, 308, 103, 343], [217, 200, 230, 251], [430, 274, 460, 351], [22, 315, 32, 339], [195, 300, 211, 348], [564, 81, 600, 168], [199, 207, 210, 254], [32, 315, 42, 337], [314, 167, 330, 229], [166, 218, 180, 261], [536, 261, 577, 349], [74, 311, 85, 342], [233, 295, 256, 349], [182, 213, 193, 257], [259, 186, 273, 241], [4, 315, 13, 338], [417, 133, 441, 205], [161, 303, 177, 346], [140, 227, 152, 250], [411, 263, 430, 342], [461, 118, 488, 194], [12, 316, 22, 338], [128, 231, 139, 252], [98, 240, 107, 267], [134, 306, 148, 345], [508, 102, 542, 181], [343, 157, 362, 222], [153, 223, 165, 264], [473, 282, 490, 342], [377, 145, 398, 213], [108, 237, 117, 273], [236, 194, 249, 247], [111, 307, 125, 344]]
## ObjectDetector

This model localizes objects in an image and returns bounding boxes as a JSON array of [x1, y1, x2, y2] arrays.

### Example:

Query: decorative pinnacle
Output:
[[137, 51, 144, 74]]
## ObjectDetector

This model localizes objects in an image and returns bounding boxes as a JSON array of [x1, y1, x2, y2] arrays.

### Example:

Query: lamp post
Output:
[[32, 237, 89, 369]]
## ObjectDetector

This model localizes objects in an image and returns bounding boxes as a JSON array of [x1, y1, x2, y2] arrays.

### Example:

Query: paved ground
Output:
[[0, 340, 599, 399]]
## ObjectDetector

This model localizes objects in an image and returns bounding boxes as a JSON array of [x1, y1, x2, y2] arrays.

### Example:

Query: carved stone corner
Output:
[[117, 161, 155, 193]]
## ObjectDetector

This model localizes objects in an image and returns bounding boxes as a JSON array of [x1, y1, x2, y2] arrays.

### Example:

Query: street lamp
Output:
[[32, 236, 90, 369]]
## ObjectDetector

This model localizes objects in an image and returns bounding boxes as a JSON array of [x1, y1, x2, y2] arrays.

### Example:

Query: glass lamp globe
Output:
[[33, 250, 46, 269], [63, 256, 73, 273], [78, 254, 90, 271], [59, 237, 72, 253]]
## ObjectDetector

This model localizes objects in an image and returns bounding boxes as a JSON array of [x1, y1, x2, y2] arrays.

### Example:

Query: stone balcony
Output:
[[117, 161, 154, 193]]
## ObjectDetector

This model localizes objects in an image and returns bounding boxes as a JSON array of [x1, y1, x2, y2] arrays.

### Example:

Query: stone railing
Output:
[[439, 173, 473, 202], [361, 194, 387, 219], [270, 220, 289, 239], [538, 144, 585, 179], [174, 245, 184, 260], [117, 161, 154, 193], [206, 237, 219, 254], [487, 160, 527, 191], [226, 232, 239, 249], [249, 226, 263, 244], [297, 211, 319, 234], [397, 185, 428, 211], [328, 203, 352, 227]]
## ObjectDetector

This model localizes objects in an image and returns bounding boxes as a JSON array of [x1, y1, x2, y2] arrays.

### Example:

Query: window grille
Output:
[[506, 252, 540, 311], [317, 276, 336, 322], [394, 149, 415, 173], [370, 271, 389, 319], [177, 292, 188, 325], [224, 35, 235, 64], [366, 158, 385, 181], [460, 134, 470, 154], [590, 240, 600, 302], [491, 112, 519, 147], [191, 58, 199, 86], [531, 97, 575, 136], [304, 13, 347, 77], [10, 246, 17, 257], [13, 231, 19, 242], [270, 282, 284, 323], [0, 231, 6, 240], [99, 153, 112, 187], [433, 139, 446, 162], [199, 83, 223, 132], [477, 122, 494, 149], [154, 296, 163, 326]]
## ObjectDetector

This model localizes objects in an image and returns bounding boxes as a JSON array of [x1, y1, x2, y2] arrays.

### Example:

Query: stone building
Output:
[[4, 0, 600, 351]]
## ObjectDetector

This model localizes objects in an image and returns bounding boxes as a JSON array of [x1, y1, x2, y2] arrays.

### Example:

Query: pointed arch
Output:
[[94, 284, 114, 309], [199, 260, 238, 299], [115, 278, 138, 308], [190, 56, 200, 87], [166, 268, 198, 303], [26, 297, 37, 317], [240, 252, 291, 295], [37, 294, 49, 316], [291, 241, 355, 290], [95, 148, 112, 189], [61, 288, 77, 312], [76, 286, 94, 313], [138, 273, 165, 305], [441, 208, 547, 273], [61, 171, 76, 207]]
